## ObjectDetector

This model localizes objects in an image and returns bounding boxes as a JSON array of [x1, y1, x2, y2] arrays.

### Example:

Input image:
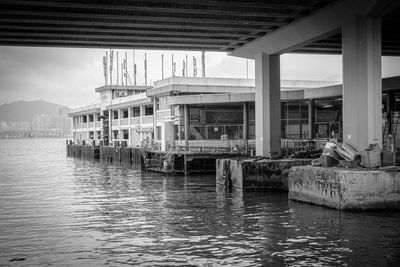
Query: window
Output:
[[156, 126, 161, 140], [132, 106, 140, 117], [88, 114, 94, 122], [145, 105, 153, 116], [97, 131, 101, 139], [123, 129, 129, 140], [281, 101, 309, 139], [113, 110, 118, 119], [113, 130, 118, 139], [122, 109, 129, 119], [96, 113, 101, 121], [89, 131, 94, 139], [155, 98, 160, 110], [82, 115, 87, 123]]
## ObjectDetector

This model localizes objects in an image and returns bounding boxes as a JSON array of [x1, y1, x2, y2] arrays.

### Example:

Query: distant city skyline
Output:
[[1, 46, 400, 108]]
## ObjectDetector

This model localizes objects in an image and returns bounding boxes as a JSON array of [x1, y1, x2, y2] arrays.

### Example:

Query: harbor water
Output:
[[1, 139, 400, 266]]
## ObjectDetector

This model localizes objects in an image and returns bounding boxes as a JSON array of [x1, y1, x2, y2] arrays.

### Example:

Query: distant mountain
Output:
[[0, 100, 69, 122]]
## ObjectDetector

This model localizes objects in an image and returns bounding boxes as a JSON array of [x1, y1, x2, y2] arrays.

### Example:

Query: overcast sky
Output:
[[1, 46, 400, 108]]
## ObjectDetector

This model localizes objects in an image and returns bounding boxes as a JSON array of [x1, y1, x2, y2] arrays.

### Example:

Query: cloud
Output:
[[1, 46, 400, 108]]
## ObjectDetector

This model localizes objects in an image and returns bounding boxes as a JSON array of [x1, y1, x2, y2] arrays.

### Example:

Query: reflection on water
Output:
[[0, 139, 400, 266]]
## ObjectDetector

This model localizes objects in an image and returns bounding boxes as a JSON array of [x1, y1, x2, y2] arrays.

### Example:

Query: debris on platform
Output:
[[360, 143, 382, 168]]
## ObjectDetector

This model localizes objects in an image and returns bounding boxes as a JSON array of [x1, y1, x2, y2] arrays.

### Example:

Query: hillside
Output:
[[0, 100, 69, 122]]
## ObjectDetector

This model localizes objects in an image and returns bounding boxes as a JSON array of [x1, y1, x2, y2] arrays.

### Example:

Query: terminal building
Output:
[[69, 75, 400, 158]]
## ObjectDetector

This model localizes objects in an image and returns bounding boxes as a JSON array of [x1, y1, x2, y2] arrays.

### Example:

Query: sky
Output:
[[1, 46, 400, 109]]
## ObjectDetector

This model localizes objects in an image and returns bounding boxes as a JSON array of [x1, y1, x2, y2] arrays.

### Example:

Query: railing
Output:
[[174, 139, 252, 153], [120, 118, 129, 126], [187, 124, 243, 140], [142, 116, 153, 125], [95, 121, 101, 127], [81, 123, 87, 128], [130, 117, 141, 127], [111, 119, 119, 127], [88, 122, 94, 128]]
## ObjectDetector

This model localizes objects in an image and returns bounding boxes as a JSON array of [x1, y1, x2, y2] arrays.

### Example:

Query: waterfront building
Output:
[[69, 77, 339, 151], [69, 76, 400, 156]]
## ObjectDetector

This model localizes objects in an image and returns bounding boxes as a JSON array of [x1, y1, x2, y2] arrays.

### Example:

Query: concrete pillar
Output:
[[308, 99, 315, 139], [254, 53, 281, 158], [387, 91, 395, 134], [243, 102, 248, 140], [153, 98, 157, 141], [184, 104, 189, 148], [139, 105, 144, 142], [109, 109, 112, 143], [342, 14, 382, 149]]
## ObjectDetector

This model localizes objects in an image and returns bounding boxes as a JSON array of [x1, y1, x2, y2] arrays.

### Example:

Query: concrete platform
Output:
[[216, 158, 311, 191], [288, 166, 400, 210]]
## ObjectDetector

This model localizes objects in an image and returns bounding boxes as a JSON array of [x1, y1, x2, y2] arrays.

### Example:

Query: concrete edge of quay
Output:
[[288, 166, 400, 210]]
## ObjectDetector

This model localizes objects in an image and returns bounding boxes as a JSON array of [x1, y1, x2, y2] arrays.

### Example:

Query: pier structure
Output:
[[68, 77, 352, 173]]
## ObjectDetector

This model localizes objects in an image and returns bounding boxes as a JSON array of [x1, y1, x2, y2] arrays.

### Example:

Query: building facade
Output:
[[69, 76, 400, 153]]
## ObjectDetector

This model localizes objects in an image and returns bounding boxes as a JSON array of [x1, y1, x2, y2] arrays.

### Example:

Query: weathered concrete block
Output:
[[216, 158, 311, 191], [289, 166, 400, 210]]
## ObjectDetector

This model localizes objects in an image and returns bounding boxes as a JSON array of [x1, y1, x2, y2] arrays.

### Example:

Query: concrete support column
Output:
[[387, 91, 395, 134], [153, 98, 157, 141], [184, 104, 189, 148], [308, 99, 315, 139], [139, 105, 144, 142], [342, 14, 382, 149], [243, 102, 248, 140], [254, 53, 281, 158], [109, 109, 112, 143]]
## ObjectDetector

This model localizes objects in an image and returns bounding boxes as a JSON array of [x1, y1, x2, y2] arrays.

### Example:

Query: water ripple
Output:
[[1, 139, 400, 266]]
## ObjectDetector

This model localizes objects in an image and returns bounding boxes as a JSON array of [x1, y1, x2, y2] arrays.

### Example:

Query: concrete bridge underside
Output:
[[1, 0, 400, 156]]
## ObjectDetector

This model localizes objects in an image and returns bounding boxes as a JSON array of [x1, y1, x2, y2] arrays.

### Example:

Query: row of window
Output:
[[111, 105, 153, 120], [79, 113, 101, 123]]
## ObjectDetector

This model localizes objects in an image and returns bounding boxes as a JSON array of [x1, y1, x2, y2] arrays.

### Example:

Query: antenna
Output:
[[109, 49, 113, 85], [202, 51, 205, 78], [117, 51, 119, 86], [161, 54, 164, 79], [144, 53, 147, 86], [103, 51, 108, 86], [182, 59, 185, 77], [193, 56, 197, 77], [124, 52, 128, 86], [172, 54, 175, 77], [133, 50, 137, 86]]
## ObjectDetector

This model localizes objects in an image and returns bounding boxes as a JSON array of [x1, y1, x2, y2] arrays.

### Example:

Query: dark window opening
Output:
[[132, 107, 140, 117], [145, 105, 153, 116], [122, 109, 129, 119], [113, 110, 118, 119], [123, 129, 129, 140]]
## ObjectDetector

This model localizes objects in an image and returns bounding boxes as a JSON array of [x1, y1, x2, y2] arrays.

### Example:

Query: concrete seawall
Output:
[[289, 166, 400, 210], [216, 158, 312, 191]]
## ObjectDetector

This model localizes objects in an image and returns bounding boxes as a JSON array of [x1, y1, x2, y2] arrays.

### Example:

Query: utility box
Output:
[[381, 151, 394, 166], [361, 145, 381, 168]]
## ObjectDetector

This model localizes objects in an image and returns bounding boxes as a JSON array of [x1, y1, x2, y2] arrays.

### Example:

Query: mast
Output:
[[133, 50, 137, 86], [201, 51, 205, 78], [161, 54, 164, 79], [144, 53, 147, 86], [117, 51, 119, 85], [193, 56, 197, 77], [125, 52, 128, 86], [103, 51, 108, 86], [109, 49, 113, 85]]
